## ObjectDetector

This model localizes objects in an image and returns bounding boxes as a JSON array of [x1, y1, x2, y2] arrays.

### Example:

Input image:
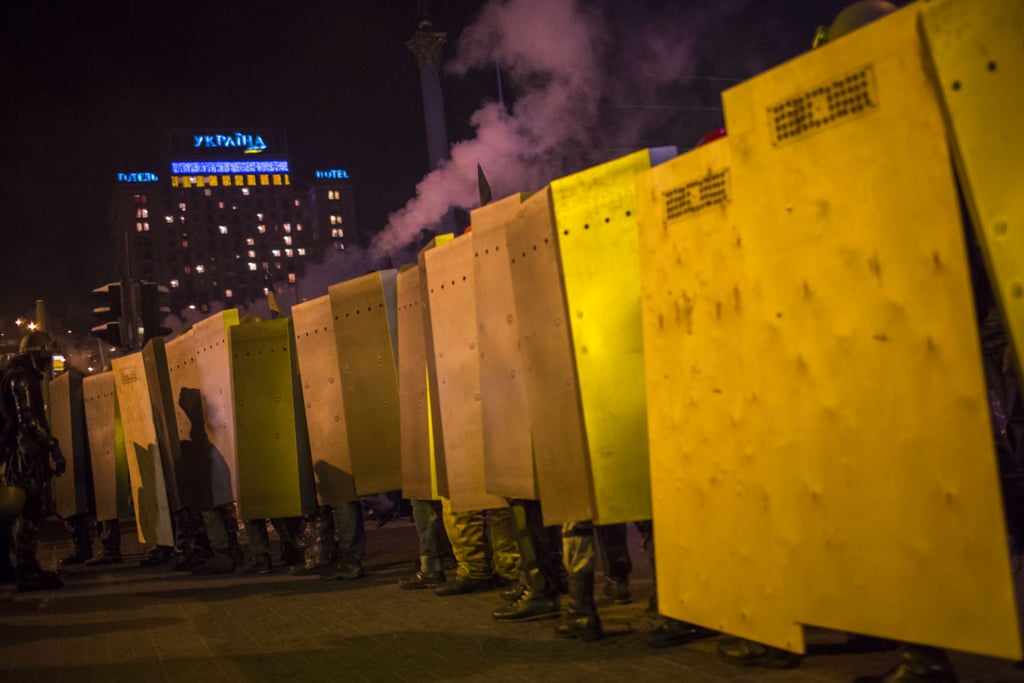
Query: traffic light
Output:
[[139, 281, 172, 343], [90, 282, 127, 348]]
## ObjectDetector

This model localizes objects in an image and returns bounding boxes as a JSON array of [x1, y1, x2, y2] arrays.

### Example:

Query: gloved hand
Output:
[[51, 440, 67, 477]]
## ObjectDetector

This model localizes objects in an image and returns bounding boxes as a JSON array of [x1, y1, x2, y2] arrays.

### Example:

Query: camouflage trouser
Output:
[[561, 520, 596, 576], [201, 503, 240, 555], [332, 501, 365, 567], [412, 499, 444, 573], [301, 505, 337, 570], [440, 498, 519, 581], [509, 498, 560, 594]]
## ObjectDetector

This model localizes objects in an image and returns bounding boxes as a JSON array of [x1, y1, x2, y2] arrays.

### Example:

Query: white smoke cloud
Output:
[[368, 0, 704, 265]]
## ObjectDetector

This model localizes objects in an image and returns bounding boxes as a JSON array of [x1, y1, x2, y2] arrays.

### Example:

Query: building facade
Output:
[[111, 129, 357, 315]]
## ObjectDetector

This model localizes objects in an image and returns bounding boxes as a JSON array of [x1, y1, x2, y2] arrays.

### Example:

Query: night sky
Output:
[[1, 0, 854, 338]]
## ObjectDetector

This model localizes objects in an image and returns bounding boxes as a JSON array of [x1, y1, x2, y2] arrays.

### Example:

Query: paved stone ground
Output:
[[1, 519, 1023, 682]]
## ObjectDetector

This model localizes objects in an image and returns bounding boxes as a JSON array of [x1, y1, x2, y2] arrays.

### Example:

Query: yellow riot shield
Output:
[[328, 270, 402, 495], [637, 138, 805, 652], [921, 0, 1024, 380], [417, 235, 455, 498], [230, 317, 315, 520], [397, 264, 438, 500], [636, 3, 1019, 658], [84, 371, 128, 523], [112, 351, 174, 545], [424, 235, 507, 513], [292, 295, 357, 505], [506, 189, 592, 525], [472, 193, 537, 500], [551, 148, 675, 525], [49, 368, 89, 519]]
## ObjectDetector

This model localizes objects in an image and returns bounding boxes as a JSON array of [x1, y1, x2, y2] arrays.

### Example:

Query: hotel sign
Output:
[[315, 169, 350, 179], [117, 172, 159, 183]]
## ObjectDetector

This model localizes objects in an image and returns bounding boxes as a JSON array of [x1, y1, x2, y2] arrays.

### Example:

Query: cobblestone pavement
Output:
[[1, 520, 1023, 682]]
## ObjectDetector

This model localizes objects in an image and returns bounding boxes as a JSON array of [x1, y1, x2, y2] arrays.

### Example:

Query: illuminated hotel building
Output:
[[111, 129, 357, 315]]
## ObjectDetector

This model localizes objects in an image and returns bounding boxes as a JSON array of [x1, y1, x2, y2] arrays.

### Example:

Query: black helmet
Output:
[[17, 329, 55, 371], [813, 1, 897, 48]]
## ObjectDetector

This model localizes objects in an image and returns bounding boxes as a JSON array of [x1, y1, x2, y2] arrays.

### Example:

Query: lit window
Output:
[[297, 248, 306, 256], [170, 279, 179, 288], [178, 202, 186, 212], [257, 213, 264, 222], [143, 222, 150, 232], [219, 225, 228, 235], [296, 223, 302, 231], [283, 223, 291, 233], [204, 189, 212, 197], [272, 249, 281, 257], [337, 243, 345, 250], [136, 222, 144, 232], [294, 199, 301, 207], [179, 215, 186, 223], [195, 265, 205, 274], [165, 215, 173, 223], [182, 239, 189, 247], [246, 237, 254, 246], [247, 262, 257, 271], [285, 249, 293, 258], [218, 201, 226, 209], [136, 208, 148, 218], [225, 289, 233, 298], [184, 265, 191, 274], [257, 225, 266, 234], [241, 187, 251, 196], [247, 250, 255, 258], [246, 175, 256, 186], [275, 262, 282, 270], [288, 273, 296, 284], [327, 190, 340, 201], [283, 236, 292, 246]]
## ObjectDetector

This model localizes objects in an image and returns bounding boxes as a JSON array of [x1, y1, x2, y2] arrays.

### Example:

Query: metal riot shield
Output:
[[637, 139, 805, 652], [141, 337, 190, 512], [921, 0, 1024, 385], [702, 3, 1014, 658], [191, 309, 241, 504], [328, 271, 402, 495], [230, 317, 315, 520], [423, 235, 507, 512], [470, 193, 537, 500], [165, 319, 236, 511], [112, 351, 174, 545], [49, 369, 90, 519], [397, 264, 439, 500], [84, 371, 129, 523], [292, 295, 357, 505], [417, 235, 455, 498], [506, 189, 592, 525]]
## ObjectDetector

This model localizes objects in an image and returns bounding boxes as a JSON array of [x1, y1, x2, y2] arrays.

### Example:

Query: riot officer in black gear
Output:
[[0, 330, 67, 592]]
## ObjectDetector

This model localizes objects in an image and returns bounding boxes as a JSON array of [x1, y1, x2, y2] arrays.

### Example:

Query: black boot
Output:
[[16, 558, 63, 592], [493, 586, 560, 621], [717, 637, 801, 669], [554, 571, 602, 641], [854, 645, 958, 683]]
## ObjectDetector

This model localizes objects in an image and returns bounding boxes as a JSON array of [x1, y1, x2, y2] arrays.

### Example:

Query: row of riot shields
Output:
[[49, 0, 1021, 663]]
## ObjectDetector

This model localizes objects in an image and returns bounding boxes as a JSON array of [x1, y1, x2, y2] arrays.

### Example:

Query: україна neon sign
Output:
[[194, 132, 267, 154], [170, 160, 290, 174], [118, 172, 159, 183]]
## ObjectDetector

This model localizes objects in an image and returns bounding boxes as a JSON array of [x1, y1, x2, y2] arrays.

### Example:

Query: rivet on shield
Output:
[[993, 219, 1008, 237]]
